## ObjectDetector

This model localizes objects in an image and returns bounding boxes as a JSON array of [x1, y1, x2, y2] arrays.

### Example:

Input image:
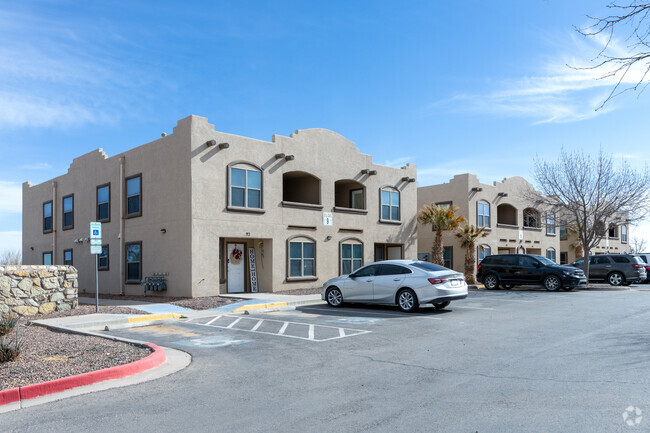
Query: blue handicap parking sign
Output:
[[93, 229, 99, 236]]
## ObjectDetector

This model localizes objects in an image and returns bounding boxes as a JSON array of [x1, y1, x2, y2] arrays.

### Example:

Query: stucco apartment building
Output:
[[22, 115, 418, 297], [417, 174, 629, 272]]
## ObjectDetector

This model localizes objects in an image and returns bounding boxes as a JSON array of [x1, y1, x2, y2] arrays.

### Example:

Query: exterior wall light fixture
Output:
[[160, 228, 167, 234], [285, 155, 295, 161], [326, 235, 333, 240], [275, 153, 286, 159]]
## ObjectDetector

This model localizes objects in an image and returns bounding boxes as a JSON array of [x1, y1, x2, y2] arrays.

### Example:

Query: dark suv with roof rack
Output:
[[477, 254, 587, 291]]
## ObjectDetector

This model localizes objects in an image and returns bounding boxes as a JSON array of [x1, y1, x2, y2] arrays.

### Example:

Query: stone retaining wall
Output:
[[0, 265, 78, 316]]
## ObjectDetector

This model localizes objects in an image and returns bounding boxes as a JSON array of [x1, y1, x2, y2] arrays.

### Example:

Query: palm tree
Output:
[[454, 224, 488, 284], [418, 204, 465, 266]]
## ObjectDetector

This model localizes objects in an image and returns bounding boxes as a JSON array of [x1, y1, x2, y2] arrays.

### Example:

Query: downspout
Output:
[[52, 181, 57, 264], [119, 156, 125, 296]]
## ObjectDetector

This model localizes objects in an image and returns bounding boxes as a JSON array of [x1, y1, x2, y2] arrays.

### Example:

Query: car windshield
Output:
[[535, 256, 558, 266], [409, 261, 448, 272]]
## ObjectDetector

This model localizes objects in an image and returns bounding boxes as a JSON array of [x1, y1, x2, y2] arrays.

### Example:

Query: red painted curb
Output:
[[1, 343, 164, 405]]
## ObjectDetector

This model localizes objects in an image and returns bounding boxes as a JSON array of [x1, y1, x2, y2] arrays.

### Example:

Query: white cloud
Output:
[[435, 33, 648, 123], [0, 181, 22, 215], [0, 231, 21, 253], [381, 156, 413, 168]]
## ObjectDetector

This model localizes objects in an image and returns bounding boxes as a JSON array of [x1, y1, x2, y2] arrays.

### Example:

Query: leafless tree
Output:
[[0, 250, 21, 265], [629, 236, 648, 253], [532, 149, 650, 279], [577, 2, 650, 108]]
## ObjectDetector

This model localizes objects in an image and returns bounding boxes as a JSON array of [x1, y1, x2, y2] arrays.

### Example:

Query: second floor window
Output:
[[559, 221, 567, 240], [546, 213, 556, 235], [97, 184, 110, 222], [62, 194, 74, 230], [126, 175, 142, 218], [477, 201, 490, 227], [381, 189, 400, 221], [43, 201, 52, 233], [622, 225, 628, 242], [230, 166, 262, 209]]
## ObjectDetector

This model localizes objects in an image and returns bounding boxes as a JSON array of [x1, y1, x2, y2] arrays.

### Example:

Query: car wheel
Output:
[[543, 275, 562, 291], [433, 301, 450, 310], [502, 284, 514, 289], [483, 274, 500, 290], [326, 287, 344, 308], [608, 272, 624, 286], [397, 289, 418, 313]]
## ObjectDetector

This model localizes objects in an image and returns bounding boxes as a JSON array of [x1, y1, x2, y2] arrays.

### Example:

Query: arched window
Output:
[[478, 244, 491, 263], [283, 171, 321, 205], [523, 208, 540, 228], [229, 162, 262, 209], [334, 179, 365, 210], [380, 187, 400, 222], [340, 237, 363, 275], [287, 235, 316, 278], [546, 247, 556, 263], [496, 203, 517, 226], [477, 200, 490, 227]]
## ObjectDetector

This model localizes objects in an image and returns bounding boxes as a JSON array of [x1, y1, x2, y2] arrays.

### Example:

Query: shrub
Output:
[[0, 313, 19, 337], [0, 334, 22, 363]]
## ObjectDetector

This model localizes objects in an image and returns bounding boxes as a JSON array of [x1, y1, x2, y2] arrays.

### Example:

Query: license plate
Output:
[[450, 279, 460, 287]]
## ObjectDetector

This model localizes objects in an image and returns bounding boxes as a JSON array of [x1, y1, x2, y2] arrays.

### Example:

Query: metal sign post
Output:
[[90, 222, 102, 313]]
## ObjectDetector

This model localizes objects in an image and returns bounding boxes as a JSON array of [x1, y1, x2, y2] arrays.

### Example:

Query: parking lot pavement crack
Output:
[[352, 354, 648, 386]]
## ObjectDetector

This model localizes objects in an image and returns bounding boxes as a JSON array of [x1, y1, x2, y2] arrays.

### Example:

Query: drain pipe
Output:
[[52, 181, 57, 263], [119, 156, 125, 296]]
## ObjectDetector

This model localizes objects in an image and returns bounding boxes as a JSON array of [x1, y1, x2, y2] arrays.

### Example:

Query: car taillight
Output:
[[477, 264, 481, 271], [428, 278, 448, 284], [633, 264, 643, 269]]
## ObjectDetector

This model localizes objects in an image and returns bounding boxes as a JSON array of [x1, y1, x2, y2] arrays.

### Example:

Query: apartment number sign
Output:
[[323, 212, 333, 226]]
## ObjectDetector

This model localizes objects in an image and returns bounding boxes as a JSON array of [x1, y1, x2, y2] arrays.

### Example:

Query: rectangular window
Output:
[[443, 246, 453, 269], [99, 245, 109, 270], [289, 241, 315, 277], [62, 194, 74, 230], [43, 251, 52, 266], [125, 174, 142, 218], [478, 245, 491, 263], [125, 242, 142, 283], [43, 201, 53, 233], [477, 202, 490, 227], [63, 249, 73, 266], [559, 221, 567, 240], [546, 213, 556, 235], [341, 243, 363, 275], [97, 183, 110, 222], [381, 190, 400, 221], [546, 249, 556, 262], [350, 189, 364, 210], [230, 167, 262, 209], [621, 225, 628, 243]]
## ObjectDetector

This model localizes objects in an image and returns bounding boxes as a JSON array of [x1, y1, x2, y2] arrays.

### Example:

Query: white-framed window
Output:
[[380, 188, 400, 221], [621, 225, 628, 243], [230, 165, 262, 209], [477, 201, 490, 227], [340, 240, 363, 275], [478, 244, 491, 263], [289, 239, 315, 277], [546, 248, 556, 263], [546, 213, 556, 235]]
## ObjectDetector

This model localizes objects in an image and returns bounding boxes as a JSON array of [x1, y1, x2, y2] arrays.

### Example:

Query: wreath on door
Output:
[[230, 247, 243, 265]]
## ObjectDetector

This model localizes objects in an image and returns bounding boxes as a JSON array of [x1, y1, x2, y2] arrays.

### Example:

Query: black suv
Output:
[[477, 254, 587, 291]]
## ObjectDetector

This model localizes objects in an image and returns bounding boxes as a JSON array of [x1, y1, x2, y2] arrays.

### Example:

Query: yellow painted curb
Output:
[[127, 313, 182, 323], [233, 302, 287, 313]]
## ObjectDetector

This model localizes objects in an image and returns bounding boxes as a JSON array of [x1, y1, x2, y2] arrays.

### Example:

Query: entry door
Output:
[[227, 243, 245, 293]]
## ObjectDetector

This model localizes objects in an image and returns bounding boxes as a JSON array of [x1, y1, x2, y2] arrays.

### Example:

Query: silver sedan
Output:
[[321, 260, 468, 312]]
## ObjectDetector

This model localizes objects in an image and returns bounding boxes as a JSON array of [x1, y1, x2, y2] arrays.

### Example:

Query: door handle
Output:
[[365, 279, 373, 282], [393, 278, 401, 281]]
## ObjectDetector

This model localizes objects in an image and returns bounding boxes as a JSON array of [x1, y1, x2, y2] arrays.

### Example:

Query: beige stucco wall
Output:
[[189, 116, 418, 295], [23, 123, 193, 296]]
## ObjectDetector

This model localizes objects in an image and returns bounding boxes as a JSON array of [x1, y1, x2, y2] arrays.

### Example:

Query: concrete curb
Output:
[[0, 342, 165, 409]]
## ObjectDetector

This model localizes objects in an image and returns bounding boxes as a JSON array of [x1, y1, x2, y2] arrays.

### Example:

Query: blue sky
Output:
[[1, 0, 649, 252]]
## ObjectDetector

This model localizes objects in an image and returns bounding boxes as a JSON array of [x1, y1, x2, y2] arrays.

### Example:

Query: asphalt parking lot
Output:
[[7, 286, 650, 433]]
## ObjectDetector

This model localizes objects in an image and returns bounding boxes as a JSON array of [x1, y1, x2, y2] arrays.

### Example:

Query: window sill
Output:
[[62, 226, 74, 231], [286, 276, 318, 282], [609, 237, 620, 240], [125, 213, 142, 219], [281, 201, 323, 210], [546, 233, 556, 237], [125, 280, 141, 285], [480, 226, 492, 231], [333, 207, 368, 215], [379, 219, 402, 225], [97, 218, 111, 224], [496, 223, 518, 229], [523, 227, 542, 231], [227, 206, 265, 214], [43, 230, 53, 235]]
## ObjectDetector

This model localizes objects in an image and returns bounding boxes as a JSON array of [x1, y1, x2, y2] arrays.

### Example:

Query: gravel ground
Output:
[[83, 293, 241, 310]]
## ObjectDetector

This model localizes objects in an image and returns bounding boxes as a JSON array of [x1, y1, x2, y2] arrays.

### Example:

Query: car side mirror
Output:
[[349, 274, 356, 279], [535, 262, 541, 268]]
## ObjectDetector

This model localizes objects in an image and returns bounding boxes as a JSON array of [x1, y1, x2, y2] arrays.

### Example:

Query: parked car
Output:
[[570, 254, 648, 286], [321, 260, 468, 312], [636, 253, 650, 283], [477, 254, 586, 291]]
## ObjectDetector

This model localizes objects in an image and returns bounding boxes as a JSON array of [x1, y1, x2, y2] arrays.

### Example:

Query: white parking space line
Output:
[[205, 316, 222, 326], [453, 305, 495, 310], [226, 317, 243, 328], [339, 328, 345, 337], [308, 324, 315, 340], [278, 322, 289, 335], [251, 320, 264, 332], [301, 306, 440, 319]]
